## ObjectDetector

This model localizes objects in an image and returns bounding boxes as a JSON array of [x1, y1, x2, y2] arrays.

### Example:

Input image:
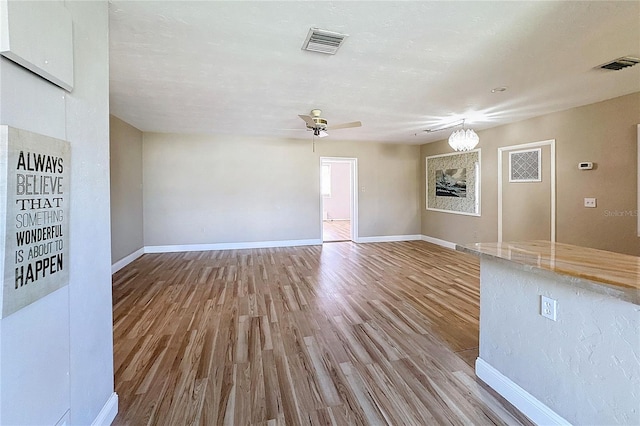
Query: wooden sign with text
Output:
[[0, 126, 70, 318]]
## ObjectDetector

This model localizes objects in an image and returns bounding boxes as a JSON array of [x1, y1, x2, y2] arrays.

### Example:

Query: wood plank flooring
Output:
[[112, 241, 532, 425], [322, 220, 351, 242]]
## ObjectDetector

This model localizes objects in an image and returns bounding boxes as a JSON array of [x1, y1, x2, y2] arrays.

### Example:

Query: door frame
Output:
[[497, 139, 556, 242], [320, 157, 358, 242]]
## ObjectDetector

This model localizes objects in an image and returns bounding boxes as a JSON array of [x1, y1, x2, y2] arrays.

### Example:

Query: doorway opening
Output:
[[320, 157, 358, 242]]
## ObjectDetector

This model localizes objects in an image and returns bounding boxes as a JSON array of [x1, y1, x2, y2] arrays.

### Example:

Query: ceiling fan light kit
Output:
[[298, 109, 361, 139]]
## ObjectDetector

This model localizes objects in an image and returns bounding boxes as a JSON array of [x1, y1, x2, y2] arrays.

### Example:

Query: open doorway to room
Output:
[[320, 157, 358, 242]]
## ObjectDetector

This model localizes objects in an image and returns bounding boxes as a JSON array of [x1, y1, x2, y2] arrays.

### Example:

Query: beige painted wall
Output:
[[317, 140, 421, 238], [142, 133, 420, 246], [501, 144, 552, 241], [110, 115, 144, 262], [421, 92, 640, 256]]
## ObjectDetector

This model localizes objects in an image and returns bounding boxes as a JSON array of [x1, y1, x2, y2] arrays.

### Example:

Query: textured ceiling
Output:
[[109, 1, 640, 144]]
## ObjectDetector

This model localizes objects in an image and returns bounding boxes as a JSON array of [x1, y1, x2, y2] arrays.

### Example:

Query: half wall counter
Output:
[[457, 241, 639, 426]]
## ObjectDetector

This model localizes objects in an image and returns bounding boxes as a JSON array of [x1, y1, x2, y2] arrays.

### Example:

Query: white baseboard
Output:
[[120, 236, 444, 260], [91, 392, 118, 426], [475, 358, 570, 426], [144, 238, 322, 253], [111, 248, 144, 274], [421, 235, 457, 250], [356, 234, 422, 243]]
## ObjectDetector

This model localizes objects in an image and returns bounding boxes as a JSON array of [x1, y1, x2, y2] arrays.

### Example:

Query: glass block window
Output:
[[509, 148, 541, 182]]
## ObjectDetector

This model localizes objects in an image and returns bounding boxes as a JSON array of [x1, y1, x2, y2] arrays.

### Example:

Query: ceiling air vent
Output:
[[598, 56, 640, 71], [302, 28, 348, 55]]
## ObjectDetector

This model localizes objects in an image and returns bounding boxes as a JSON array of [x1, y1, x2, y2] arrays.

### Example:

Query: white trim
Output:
[[498, 139, 556, 242], [144, 239, 322, 253], [111, 247, 144, 274], [424, 207, 481, 217], [357, 234, 422, 243], [425, 149, 478, 160], [318, 157, 356, 163], [320, 157, 358, 242], [421, 235, 457, 250], [91, 392, 118, 426], [476, 358, 571, 426], [637, 124, 639, 237], [350, 159, 359, 242]]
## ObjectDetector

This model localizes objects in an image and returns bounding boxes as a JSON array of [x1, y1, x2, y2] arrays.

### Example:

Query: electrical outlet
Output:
[[541, 295, 557, 321], [584, 197, 597, 208]]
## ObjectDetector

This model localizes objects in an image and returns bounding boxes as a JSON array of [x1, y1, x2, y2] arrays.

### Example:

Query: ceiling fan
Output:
[[298, 109, 361, 138]]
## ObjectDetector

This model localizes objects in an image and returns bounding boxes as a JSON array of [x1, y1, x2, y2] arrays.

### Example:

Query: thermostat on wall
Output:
[[578, 162, 594, 170]]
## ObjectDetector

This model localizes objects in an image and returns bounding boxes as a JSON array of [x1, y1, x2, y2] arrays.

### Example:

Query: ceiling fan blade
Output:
[[327, 120, 362, 130], [318, 130, 329, 138], [298, 114, 316, 128]]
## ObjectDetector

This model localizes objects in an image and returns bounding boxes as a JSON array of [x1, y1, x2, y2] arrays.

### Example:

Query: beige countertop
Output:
[[457, 240, 640, 305]]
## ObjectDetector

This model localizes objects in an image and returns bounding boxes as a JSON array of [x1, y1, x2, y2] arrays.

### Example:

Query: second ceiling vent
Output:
[[302, 28, 348, 55], [598, 56, 640, 71]]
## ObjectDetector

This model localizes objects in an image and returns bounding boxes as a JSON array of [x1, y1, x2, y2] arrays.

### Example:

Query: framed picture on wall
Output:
[[426, 149, 481, 216]]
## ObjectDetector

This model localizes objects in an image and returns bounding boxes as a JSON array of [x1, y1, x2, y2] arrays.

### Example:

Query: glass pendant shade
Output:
[[448, 128, 479, 151]]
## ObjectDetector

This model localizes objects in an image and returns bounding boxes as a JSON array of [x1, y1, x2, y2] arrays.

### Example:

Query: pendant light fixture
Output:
[[448, 119, 479, 152]]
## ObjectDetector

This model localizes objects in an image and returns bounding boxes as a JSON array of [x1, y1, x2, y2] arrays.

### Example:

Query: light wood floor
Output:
[[112, 241, 532, 425], [322, 220, 351, 242]]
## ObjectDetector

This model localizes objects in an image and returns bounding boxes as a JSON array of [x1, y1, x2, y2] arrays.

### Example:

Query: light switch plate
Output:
[[584, 197, 597, 208]]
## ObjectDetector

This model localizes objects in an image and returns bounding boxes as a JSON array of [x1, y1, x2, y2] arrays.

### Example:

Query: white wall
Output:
[[323, 161, 351, 220], [143, 133, 319, 245], [0, 2, 114, 425], [479, 260, 640, 425], [142, 133, 420, 247]]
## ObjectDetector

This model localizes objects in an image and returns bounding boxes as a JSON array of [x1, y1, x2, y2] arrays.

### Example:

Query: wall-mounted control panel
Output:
[[578, 162, 594, 170]]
